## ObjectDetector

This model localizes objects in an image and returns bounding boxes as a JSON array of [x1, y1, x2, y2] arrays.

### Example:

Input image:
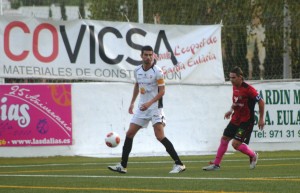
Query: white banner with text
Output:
[[0, 16, 224, 84], [252, 82, 300, 142]]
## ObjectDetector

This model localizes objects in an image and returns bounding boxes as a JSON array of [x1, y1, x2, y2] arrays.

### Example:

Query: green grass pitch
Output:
[[0, 151, 299, 193]]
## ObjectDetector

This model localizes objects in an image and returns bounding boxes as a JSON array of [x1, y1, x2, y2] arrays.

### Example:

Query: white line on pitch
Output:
[[0, 174, 299, 181], [0, 157, 300, 168]]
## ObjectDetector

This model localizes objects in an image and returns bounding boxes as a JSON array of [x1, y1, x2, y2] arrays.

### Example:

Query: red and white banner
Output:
[[0, 84, 72, 146], [0, 16, 224, 84]]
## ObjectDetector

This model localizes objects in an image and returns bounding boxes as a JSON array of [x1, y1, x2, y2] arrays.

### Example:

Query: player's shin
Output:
[[161, 137, 183, 165], [214, 138, 229, 165], [121, 137, 133, 168], [236, 143, 255, 157]]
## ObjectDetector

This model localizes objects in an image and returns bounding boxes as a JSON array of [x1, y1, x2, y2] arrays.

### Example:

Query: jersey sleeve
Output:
[[156, 67, 165, 86], [248, 85, 262, 102]]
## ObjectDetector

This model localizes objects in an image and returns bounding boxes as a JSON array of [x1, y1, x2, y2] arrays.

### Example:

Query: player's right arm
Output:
[[224, 105, 234, 119], [129, 82, 139, 114]]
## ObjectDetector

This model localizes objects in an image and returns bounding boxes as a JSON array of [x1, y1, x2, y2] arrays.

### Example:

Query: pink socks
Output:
[[214, 138, 229, 165], [236, 143, 256, 157], [213, 138, 255, 166]]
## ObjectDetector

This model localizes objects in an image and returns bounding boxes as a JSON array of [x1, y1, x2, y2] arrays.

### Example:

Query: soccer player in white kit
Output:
[[108, 45, 186, 174]]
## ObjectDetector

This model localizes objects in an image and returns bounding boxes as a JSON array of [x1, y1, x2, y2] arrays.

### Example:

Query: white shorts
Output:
[[130, 108, 166, 128]]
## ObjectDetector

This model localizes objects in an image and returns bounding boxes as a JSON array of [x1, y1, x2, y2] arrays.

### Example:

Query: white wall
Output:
[[1, 82, 299, 157]]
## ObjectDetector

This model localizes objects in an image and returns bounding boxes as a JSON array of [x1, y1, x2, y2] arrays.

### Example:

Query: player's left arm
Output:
[[249, 86, 265, 130], [257, 98, 265, 130], [151, 84, 165, 103], [140, 84, 165, 111]]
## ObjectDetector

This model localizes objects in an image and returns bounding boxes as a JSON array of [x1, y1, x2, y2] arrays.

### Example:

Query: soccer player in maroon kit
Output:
[[203, 66, 265, 171]]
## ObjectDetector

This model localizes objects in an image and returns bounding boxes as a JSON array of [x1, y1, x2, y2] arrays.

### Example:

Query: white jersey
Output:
[[134, 64, 165, 114], [131, 64, 166, 127]]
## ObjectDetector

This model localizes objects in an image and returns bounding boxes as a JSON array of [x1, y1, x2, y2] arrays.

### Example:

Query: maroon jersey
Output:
[[230, 82, 261, 125]]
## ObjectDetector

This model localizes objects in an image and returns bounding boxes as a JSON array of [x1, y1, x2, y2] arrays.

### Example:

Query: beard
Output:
[[144, 59, 151, 65]]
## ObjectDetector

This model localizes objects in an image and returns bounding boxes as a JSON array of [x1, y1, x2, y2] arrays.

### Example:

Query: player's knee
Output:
[[155, 135, 164, 141], [221, 136, 231, 142], [231, 140, 241, 150], [126, 131, 136, 138], [125, 134, 134, 139], [232, 144, 239, 150], [155, 130, 165, 141]]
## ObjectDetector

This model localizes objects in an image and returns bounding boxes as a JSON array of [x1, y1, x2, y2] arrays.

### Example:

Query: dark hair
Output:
[[230, 66, 244, 77], [141, 45, 153, 54]]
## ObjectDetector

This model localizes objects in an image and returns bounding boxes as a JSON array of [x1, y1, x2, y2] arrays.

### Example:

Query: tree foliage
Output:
[[86, 0, 300, 80]]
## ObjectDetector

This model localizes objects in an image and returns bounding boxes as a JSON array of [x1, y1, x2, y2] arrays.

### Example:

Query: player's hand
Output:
[[128, 104, 134, 114], [224, 111, 232, 119], [139, 102, 151, 111], [139, 105, 146, 111], [258, 119, 265, 130], [139, 104, 148, 111]]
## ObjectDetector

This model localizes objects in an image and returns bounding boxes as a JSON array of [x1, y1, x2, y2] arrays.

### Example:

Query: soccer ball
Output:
[[105, 132, 120, 148]]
